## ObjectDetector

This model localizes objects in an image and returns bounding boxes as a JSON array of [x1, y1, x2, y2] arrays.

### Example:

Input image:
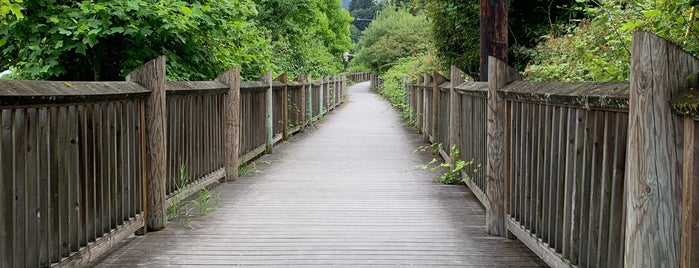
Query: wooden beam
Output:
[[277, 73, 290, 140], [217, 67, 241, 182], [479, 0, 508, 82], [682, 118, 699, 268], [486, 56, 518, 236], [126, 56, 167, 231], [265, 71, 273, 154], [432, 71, 447, 142], [625, 31, 699, 267]]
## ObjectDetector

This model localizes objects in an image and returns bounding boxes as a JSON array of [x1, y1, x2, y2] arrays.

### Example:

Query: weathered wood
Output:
[[479, 0, 508, 81], [265, 71, 274, 154], [432, 72, 447, 142], [217, 67, 241, 182], [486, 56, 518, 236], [306, 76, 313, 126], [625, 31, 699, 268], [0, 81, 148, 106], [498, 81, 628, 111], [126, 56, 167, 231], [682, 118, 699, 268], [278, 74, 290, 140], [507, 218, 573, 267], [59, 216, 143, 267], [449, 66, 462, 169]]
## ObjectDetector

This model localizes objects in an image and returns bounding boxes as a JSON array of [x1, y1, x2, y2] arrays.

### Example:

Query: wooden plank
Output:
[[0, 81, 148, 106], [507, 218, 573, 268], [13, 109, 27, 266], [553, 107, 568, 253], [585, 111, 604, 266], [546, 106, 560, 249], [59, 215, 143, 267], [522, 102, 532, 229], [541, 105, 553, 245], [0, 110, 12, 267], [127, 56, 167, 231], [607, 112, 627, 268], [594, 111, 616, 266], [25, 108, 39, 267], [576, 109, 594, 267], [37, 108, 50, 266], [165, 168, 226, 209], [681, 118, 699, 268], [625, 31, 696, 267], [48, 107, 60, 262], [67, 106, 80, 253], [449, 67, 462, 169]]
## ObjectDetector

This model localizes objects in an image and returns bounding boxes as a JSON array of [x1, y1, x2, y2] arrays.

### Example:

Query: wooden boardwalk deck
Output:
[[93, 82, 545, 267]]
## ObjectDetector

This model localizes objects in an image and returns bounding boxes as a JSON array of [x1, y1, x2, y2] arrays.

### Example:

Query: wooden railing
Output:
[[0, 56, 366, 267], [405, 32, 699, 268]]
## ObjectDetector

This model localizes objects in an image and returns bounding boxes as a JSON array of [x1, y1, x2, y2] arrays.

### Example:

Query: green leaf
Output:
[[0, 38, 7, 47], [181, 6, 192, 15], [78, 25, 89, 32], [642, 9, 661, 18], [55, 40, 63, 49]]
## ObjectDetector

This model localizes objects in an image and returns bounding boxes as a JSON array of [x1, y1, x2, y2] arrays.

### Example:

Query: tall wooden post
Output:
[[402, 76, 408, 116], [299, 75, 307, 132], [319, 77, 325, 116], [625, 31, 699, 268], [432, 72, 447, 142], [306, 76, 313, 124], [486, 56, 519, 236], [422, 74, 430, 141], [480, 0, 508, 82], [449, 66, 464, 168], [265, 71, 273, 154], [217, 67, 241, 182], [126, 56, 167, 232], [682, 118, 699, 268], [277, 73, 289, 140]]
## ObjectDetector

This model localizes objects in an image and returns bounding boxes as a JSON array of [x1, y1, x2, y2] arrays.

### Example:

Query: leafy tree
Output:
[[349, 0, 380, 31], [0, 0, 270, 80], [351, 6, 431, 74], [255, 0, 352, 77], [524, 0, 699, 81], [425, 0, 479, 77]]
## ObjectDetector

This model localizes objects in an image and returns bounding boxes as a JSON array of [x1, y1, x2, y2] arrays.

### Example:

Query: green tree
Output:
[[255, 0, 352, 77], [0, 0, 270, 80], [349, 0, 380, 31], [351, 6, 431, 74], [425, 0, 479, 77]]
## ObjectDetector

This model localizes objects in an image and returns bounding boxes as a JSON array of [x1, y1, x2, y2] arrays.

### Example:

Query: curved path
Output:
[[94, 82, 544, 267]]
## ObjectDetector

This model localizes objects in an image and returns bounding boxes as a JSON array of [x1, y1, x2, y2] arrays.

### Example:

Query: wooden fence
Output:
[[404, 32, 699, 268], [0, 56, 362, 267]]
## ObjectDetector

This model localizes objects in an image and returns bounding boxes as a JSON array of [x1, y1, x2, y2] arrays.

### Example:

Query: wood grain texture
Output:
[[449, 66, 462, 168], [126, 56, 167, 231], [93, 82, 544, 267], [682, 119, 699, 268], [265, 71, 274, 154], [486, 56, 518, 236], [625, 31, 699, 268]]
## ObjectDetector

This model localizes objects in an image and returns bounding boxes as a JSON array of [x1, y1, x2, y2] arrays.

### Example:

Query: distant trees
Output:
[[351, 7, 430, 74], [0, 0, 352, 81]]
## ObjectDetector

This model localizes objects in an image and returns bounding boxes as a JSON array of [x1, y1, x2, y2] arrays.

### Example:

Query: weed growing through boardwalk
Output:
[[414, 144, 477, 184], [167, 164, 221, 229]]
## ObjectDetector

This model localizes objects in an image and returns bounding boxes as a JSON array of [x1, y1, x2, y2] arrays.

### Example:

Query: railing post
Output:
[[625, 31, 699, 268], [432, 71, 447, 143], [265, 70, 273, 154], [126, 56, 167, 232], [217, 67, 241, 182], [422, 74, 429, 141], [277, 73, 289, 140], [449, 66, 463, 168], [486, 56, 519, 236], [682, 117, 699, 268], [306, 76, 313, 124], [319, 76, 325, 116], [300, 76, 307, 132]]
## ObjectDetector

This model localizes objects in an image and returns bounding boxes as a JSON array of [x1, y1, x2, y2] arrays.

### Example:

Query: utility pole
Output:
[[479, 0, 508, 82]]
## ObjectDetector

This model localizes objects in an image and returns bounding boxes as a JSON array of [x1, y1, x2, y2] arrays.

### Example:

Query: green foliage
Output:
[[1, 0, 270, 80], [255, 0, 352, 77], [414, 144, 474, 185], [351, 6, 431, 74], [524, 0, 699, 81], [425, 0, 480, 77], [0, 0, 23, 24], [373, 54, 439, 110], [167, 164, 221, 229]]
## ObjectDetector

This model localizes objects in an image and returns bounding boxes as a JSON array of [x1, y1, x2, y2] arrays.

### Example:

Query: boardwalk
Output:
[[94, 82, 545, 267]]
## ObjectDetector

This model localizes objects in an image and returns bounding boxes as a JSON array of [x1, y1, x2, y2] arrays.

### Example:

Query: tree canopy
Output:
[[1, 0, 352, 81], [351, 6, 430, 74]]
